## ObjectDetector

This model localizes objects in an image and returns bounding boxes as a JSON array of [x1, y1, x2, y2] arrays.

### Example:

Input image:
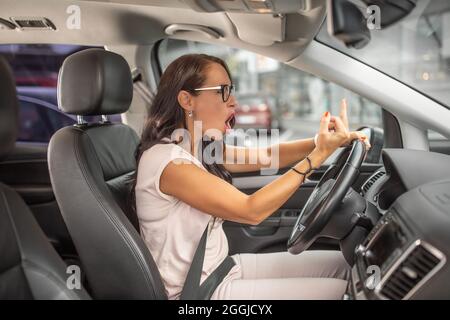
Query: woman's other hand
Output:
[[315, 111, 368, 158], [328, 99, 371, 150]]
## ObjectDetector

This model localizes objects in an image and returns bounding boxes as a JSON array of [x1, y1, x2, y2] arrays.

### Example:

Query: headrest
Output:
[[57, 49, 133, 116], [0, 57, 19, 161]]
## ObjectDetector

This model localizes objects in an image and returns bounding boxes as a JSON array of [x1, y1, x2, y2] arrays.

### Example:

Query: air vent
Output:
[[361, 170, 385, 195], [379, 241, 444, 300], [0, 18, 16, 30], [10, 17, 56, 30]]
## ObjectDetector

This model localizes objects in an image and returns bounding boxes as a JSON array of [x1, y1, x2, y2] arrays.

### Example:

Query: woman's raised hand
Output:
[[336, 99, 370, 147], [315, 109, 369, 158], [339, 98, 350, 131]]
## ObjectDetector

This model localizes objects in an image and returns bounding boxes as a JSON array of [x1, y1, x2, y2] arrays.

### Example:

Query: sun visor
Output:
[[227, 13, 285, 46]]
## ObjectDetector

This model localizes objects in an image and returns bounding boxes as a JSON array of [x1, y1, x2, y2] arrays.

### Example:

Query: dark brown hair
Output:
[[129, 54, 233, 215]]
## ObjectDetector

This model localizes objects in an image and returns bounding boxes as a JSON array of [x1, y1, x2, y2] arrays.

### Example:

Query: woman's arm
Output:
[[223, 99, 358, 173], [160, 112, 363, 225], [223, 138, 315, 173], [161, 147, 326, 225]]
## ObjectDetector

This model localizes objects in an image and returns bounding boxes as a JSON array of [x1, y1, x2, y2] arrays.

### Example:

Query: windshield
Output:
[[316, 0, 450, 109]]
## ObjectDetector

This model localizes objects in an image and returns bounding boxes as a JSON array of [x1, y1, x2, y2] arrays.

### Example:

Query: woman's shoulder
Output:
[[140, 141, 201, 168], [141, 142, 181, 161], [137, 141, 205, 194]]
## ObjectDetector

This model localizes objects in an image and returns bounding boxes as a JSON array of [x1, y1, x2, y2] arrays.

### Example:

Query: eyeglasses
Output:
[[194, 84, 235, 102]]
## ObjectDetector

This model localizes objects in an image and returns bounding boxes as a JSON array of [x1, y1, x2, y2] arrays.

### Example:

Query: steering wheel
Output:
[[287, 139, 367, 254]]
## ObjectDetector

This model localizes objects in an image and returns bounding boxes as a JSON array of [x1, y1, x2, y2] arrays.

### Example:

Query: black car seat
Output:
[[0, 56, 90, 300], [48, 49, 167, 299]]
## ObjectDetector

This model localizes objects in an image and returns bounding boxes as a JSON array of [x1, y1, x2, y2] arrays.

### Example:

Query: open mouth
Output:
[[225, 113, 236, 131]]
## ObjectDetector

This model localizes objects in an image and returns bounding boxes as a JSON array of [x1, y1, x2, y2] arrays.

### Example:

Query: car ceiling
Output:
[[0, 0, 326, 63]]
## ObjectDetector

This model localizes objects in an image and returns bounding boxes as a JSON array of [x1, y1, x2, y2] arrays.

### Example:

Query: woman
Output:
[[133, 54, 369, 300]]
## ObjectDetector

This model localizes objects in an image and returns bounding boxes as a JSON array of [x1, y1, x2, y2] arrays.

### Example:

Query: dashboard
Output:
[[346, 149, 450, 300]]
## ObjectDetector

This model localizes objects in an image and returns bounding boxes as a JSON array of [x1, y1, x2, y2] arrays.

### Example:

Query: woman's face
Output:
[[190, 62, 236, 136]]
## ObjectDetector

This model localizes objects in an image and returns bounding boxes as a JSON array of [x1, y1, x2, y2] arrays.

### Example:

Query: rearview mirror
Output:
[[326, 0, 370, 49], [361, 0, 416, 28]]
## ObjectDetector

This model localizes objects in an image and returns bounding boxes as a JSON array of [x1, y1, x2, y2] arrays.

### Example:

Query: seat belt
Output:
[[180, 224, 236, 300], [132, 68, 153, 106]]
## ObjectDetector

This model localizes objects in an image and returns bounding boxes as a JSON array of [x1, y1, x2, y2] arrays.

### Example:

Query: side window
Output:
[[18, 100, 53, 143], [44, 106, 77, 130], [428, 130, 450, 155], [0, 44, 123, 143], [428, 130, 447, 141], [158, 39, 384, 162]]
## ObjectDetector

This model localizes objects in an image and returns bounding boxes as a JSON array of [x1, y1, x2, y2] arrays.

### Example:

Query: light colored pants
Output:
[[212, 251, 350, 300]]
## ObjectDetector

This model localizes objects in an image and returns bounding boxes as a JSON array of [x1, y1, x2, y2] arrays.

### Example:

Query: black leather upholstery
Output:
[[0, 56, 89, 300], [57, 48, 133, 116], [0, 183, 90, 300], [0, 58, 19, 161], [49, 49, 167, 299]]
